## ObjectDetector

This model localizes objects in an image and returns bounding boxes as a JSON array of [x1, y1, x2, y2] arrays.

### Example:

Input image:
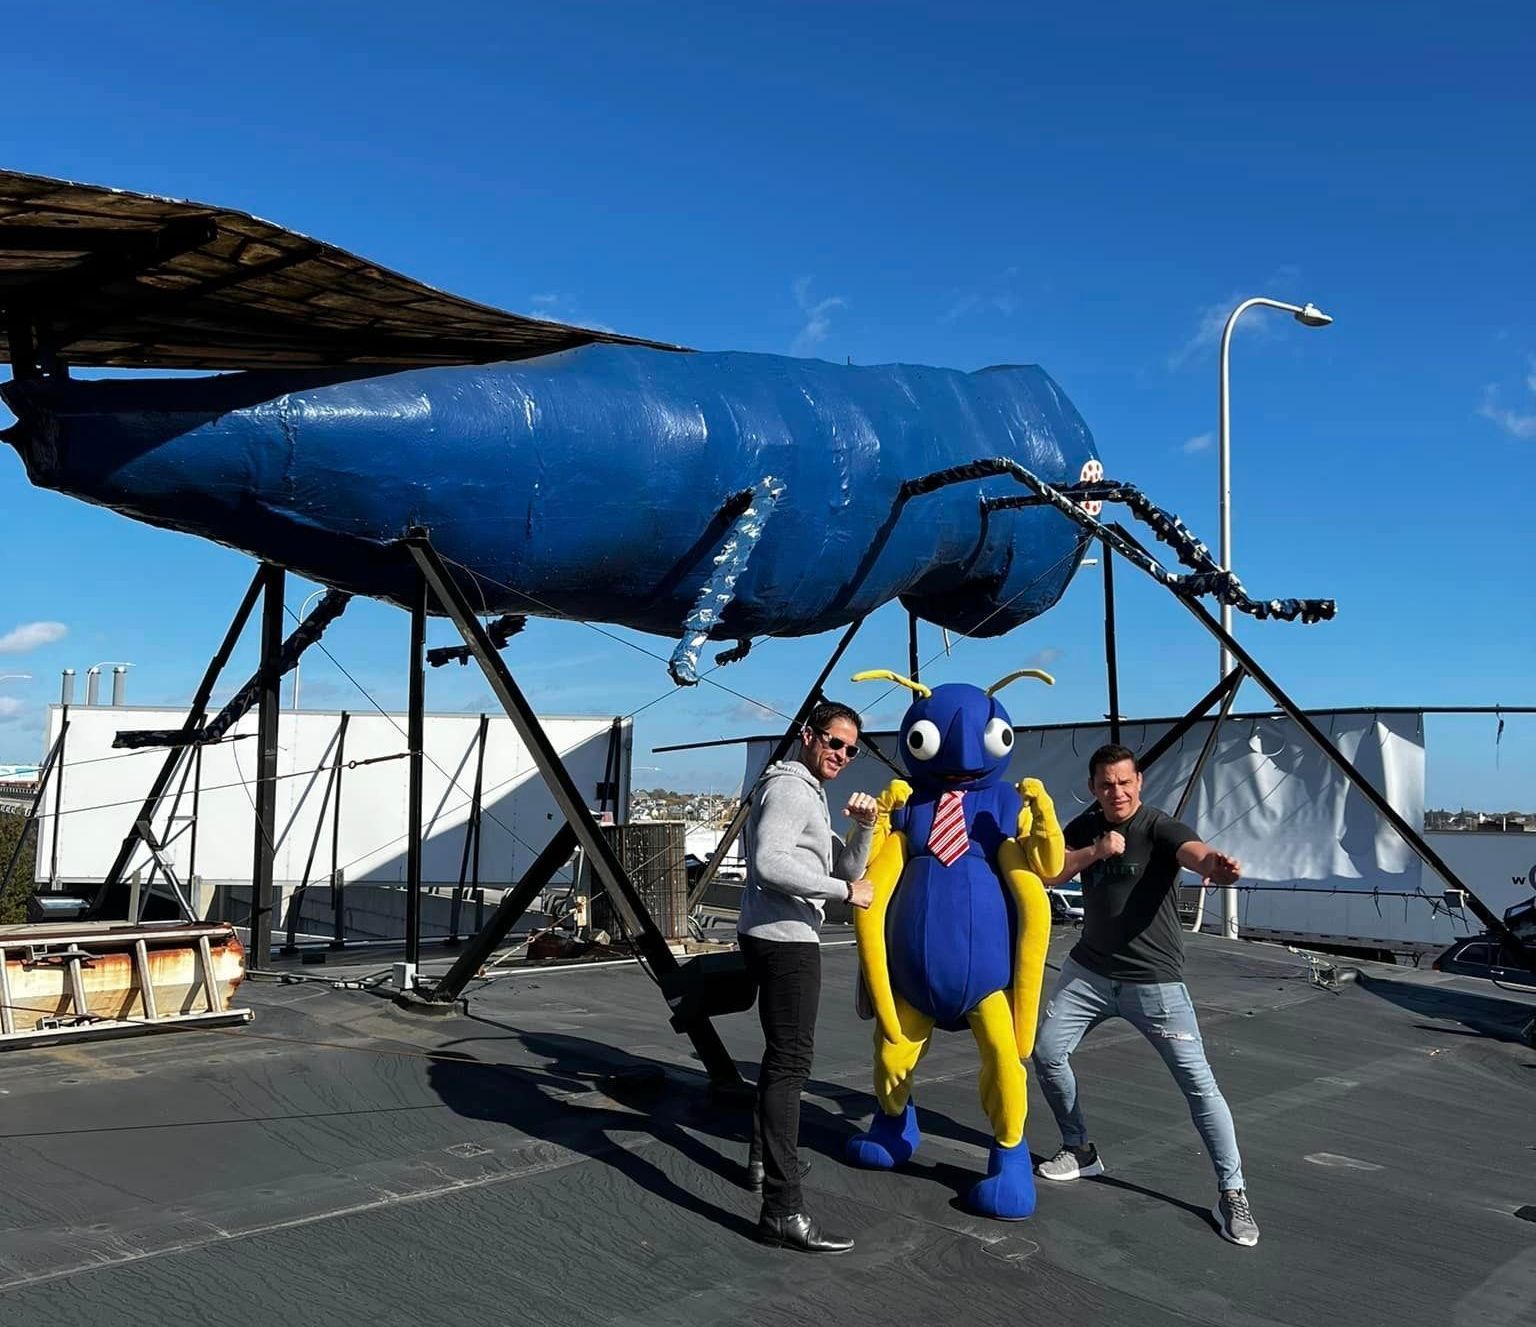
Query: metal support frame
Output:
[[47, 706, 68, 888], [98, 567, 266, 903], [405, 576, 427, 968], [686, 616, 866, 912], [907, 611, 920, 683], [131, 820, 199, 922], [1101, 538, 1121, 744], [248, 566, 285, 964], [0, 724, 68, 896], [1176, 669, 1246, 934], [1136, 669, 1247, 775], [447, 714, 489, 946], [330, 713, 349, 949], [282, 713, 350, 955], [433, 825, 579, 1003], [404, 532, 741, 1086]]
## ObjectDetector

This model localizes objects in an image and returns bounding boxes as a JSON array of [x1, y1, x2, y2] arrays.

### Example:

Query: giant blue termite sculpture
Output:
[[2, 350, 1101, 683]]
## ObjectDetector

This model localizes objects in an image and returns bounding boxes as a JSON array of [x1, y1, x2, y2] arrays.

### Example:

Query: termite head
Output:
[[851, 668, 1054, 790]]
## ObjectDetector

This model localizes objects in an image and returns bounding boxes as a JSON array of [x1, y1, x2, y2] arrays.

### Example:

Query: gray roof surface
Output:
[[0, 929, 1531, 1326]]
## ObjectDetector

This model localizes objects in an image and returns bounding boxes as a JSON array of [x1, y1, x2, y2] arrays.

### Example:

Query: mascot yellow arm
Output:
[[999, 777, 1065, 1059], [853, 779, 911, 1045]]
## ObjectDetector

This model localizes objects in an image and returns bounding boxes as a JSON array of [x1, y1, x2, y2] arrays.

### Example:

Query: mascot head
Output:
[[851, 668, 1054, 791]]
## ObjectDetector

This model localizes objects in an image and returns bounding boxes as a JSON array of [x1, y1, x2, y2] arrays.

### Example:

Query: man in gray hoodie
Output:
[[739, 699, 877, 1254]]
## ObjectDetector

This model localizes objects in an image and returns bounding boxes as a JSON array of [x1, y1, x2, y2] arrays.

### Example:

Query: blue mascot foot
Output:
[[968, 1138, 1037, 1220], [846, 1102, 921, 1170]]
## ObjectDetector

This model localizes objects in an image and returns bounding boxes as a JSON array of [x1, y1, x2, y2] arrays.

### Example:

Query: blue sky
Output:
[[1, 0, 1532, 805]]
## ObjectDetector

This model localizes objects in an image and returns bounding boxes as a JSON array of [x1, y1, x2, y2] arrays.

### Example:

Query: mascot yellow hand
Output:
[[1017, 777, 1065, 881], [867, 778, 911, 863]]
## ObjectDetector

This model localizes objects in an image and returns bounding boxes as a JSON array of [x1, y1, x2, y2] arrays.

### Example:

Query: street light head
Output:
[[1294, 302, 1333, 328]]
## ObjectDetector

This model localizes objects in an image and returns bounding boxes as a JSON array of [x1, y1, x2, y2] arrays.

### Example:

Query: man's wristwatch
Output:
[[844, 881, 854, 903]]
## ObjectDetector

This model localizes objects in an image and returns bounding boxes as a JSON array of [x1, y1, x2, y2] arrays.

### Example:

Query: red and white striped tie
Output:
[[928, 790, 969, 866]]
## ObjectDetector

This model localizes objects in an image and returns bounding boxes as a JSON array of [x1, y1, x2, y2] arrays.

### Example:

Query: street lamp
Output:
[[1215, 297, 1331, 942], [0, 674, 31, 684], [291, 589, 327, 709], [1218, 298, 1332, 680]]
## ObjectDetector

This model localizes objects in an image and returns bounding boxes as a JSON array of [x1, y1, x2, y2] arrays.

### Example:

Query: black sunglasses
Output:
[[810, 728, 860, 759]]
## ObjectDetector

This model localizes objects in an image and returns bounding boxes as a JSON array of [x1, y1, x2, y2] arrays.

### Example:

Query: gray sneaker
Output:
[[1213, 1189, 1260, 1246], [1035, 1143, 1105, 1182]]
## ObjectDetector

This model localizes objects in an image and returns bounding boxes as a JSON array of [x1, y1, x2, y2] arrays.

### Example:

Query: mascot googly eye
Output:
[[983, 717, 1014, 758], [906, 720, 942, 761]]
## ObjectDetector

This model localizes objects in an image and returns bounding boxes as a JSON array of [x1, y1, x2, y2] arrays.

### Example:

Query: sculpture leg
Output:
[[846, 994, 931, 1170], [965, 989, 1037, 1220]]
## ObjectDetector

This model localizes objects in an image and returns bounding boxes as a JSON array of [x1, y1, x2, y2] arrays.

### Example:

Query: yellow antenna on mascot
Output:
[[986, 668, 1055, 696], [851, 669, 932, 699]]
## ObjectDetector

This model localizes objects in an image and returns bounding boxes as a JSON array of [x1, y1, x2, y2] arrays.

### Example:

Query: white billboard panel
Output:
[[37, 705, 630, 890]]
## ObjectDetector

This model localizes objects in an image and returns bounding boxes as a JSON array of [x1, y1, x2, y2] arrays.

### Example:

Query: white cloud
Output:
[[1028, 647, 1062, 669], [1478, 359, 1536, 440], [0, 697, 24, 720], [938, 294, 982, 326], [728, 698, 778, 722], [1182, 432, 1214, 454], [1168, 302, 1242, 370], [0, 621, 67, 654], [791, 277, 846, 356], [523, 293, 616, 334], [1168, 270, 1307, 371]]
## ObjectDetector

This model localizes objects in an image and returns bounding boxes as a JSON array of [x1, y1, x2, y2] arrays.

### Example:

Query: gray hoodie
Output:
[[737, 759, 873, 943]]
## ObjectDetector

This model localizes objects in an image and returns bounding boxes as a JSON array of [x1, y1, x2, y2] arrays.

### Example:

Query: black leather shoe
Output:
[[746, 1156, 812, 1192], [755, 1211, 853, 1254]]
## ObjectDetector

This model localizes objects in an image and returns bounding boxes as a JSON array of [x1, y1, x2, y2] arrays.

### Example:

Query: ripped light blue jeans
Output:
[[1032, 955, 1245, 1191]]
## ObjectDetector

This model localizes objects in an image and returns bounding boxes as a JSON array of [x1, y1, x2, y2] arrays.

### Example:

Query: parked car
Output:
[[1431, 934, 1536, 990], [1047, 886, 1084, 924]]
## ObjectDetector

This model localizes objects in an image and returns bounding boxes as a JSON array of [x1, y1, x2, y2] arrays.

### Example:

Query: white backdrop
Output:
[[741, 708, 1508, 949], [38, 704, 630, 890]]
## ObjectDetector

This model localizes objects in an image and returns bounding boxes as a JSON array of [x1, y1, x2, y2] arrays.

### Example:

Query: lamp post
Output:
[[290, 589, 327, 709], [1216, 297, 1331, 940], [1218, 298, 1332, 679]]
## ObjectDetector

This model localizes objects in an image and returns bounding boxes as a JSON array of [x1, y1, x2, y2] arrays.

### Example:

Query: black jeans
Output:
[[740, 935, 821, 1218]]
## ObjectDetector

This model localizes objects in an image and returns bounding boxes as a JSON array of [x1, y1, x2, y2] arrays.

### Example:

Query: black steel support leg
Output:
[[405, 573, 427, 968], [432, 825, 579, 1003], [329, 713, 349, 950], [1102, 538, 1121, 745], [249, 565, 285, 965], [404, 534, 743, 1087]]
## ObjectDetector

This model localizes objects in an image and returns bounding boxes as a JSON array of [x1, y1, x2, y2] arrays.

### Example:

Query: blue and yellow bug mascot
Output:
[[845, 667, 1063, 1220]]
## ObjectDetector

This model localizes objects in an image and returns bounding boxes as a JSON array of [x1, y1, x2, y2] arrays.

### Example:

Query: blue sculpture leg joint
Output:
[[967, 1138, 1037, 1220], [846, 1100, 921, 1170], [667, 475, 785, 686]]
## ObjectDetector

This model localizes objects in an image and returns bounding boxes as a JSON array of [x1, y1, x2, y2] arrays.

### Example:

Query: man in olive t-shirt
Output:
[[1031, 743, 1260, 1248]]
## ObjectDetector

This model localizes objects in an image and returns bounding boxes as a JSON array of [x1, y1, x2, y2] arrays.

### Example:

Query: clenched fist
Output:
[[845, 792, 879, 827], [1094, 830, 1126, 860]]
